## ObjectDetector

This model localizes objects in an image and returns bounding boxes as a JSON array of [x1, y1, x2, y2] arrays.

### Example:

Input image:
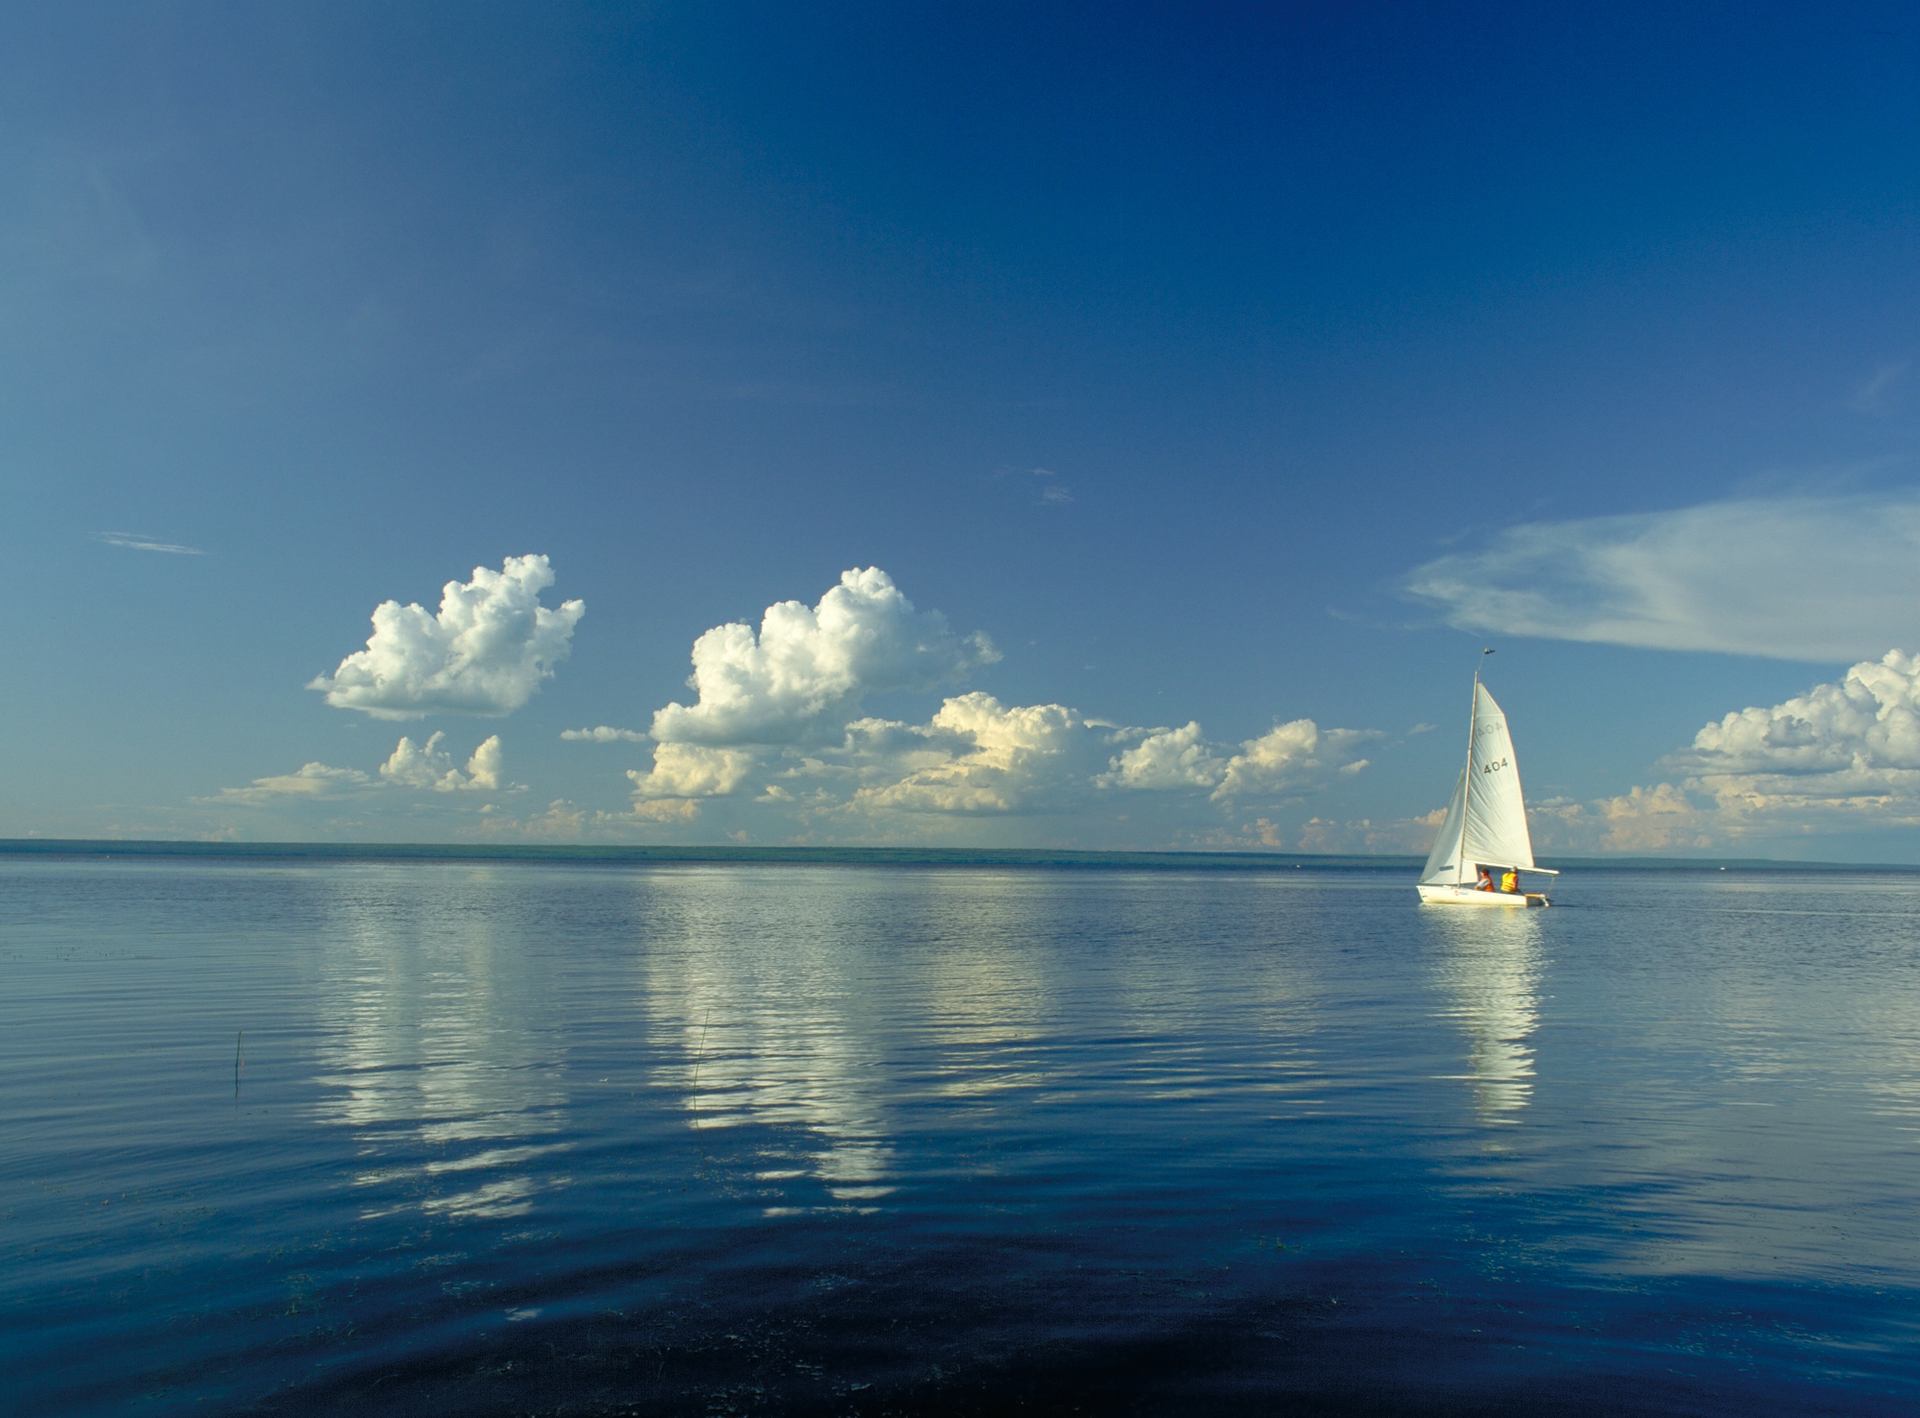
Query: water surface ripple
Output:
[[3, 858, 1918, 1413]]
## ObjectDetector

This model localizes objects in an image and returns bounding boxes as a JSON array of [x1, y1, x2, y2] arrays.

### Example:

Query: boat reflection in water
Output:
[[1424, 906, 1544, 1124]]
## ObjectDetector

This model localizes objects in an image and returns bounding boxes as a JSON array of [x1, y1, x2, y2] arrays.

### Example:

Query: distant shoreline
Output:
[[2, 839, 1913, 873]]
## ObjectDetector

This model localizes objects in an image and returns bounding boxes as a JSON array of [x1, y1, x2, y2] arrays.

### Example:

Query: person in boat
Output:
[[1476, 867, 1494, 891], [1500, 868, 1519, 894]]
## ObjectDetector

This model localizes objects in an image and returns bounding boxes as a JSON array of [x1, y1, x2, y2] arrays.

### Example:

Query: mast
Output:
[[1456, 649, 1492, 884]]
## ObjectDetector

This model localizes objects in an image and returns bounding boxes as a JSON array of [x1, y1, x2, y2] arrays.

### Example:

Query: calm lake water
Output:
[[4, 854, 1919, 1414]]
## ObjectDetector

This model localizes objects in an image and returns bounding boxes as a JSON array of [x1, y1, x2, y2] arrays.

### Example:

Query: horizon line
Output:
[[2, 838, 1914, 873]]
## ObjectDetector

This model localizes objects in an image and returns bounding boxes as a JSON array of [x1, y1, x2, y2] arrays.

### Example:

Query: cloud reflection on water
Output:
[[639, 868, 902, 1212], [311, 867, 573, 1220], [636, 867, 1333, 1216]]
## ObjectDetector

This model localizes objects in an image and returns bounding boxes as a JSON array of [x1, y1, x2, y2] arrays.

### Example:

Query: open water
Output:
[[3, 852, 1919, 1414]]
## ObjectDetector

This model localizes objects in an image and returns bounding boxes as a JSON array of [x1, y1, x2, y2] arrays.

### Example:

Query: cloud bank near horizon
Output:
[[605, 568, 1379, 828], [1523, 649, 1920, 853], [208, 733, 507, 806]]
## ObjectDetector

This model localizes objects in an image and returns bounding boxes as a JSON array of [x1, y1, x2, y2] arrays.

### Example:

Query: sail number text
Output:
[[1480, 757, 1509, 775]]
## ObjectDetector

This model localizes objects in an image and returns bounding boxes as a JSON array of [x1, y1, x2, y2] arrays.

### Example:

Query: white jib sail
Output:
[[1419, 768, 1469, 885], [1420, 681, 1538, 885]]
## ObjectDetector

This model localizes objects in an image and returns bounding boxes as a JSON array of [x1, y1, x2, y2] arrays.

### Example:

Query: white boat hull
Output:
[[1417, 884, 1549, 908]]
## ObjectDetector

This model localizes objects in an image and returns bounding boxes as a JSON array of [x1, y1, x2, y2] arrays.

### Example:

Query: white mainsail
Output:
[[1419, 680, 1538, 886]]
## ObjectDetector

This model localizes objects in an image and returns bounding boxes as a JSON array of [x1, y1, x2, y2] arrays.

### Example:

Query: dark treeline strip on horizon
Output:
[[1, 840, 1914, 874]]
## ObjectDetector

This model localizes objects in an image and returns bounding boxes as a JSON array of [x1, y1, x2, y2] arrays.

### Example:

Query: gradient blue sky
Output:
[[7, 3, 1919, 857]]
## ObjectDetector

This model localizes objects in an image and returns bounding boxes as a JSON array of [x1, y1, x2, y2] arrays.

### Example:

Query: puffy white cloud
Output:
[[379, 732, 503, 792], [1095, 719, 1373, 800], [854, 693, 1096, 815], [1407, 493, 1920, 662], [206, 762, 372, 805], [1660, 651, 1920, 825], [1685, 651, 1920, 775], [1212, 720, 1376, 800], [1097, 722, 1225, 790], [649, 567, 997, 745], [1512, 652, 1920, 855], [627, 743, 757, 800], [766, 700, 1379, 821], [557, 566, 1382, 832], [311, 553, 585, 719], [560, 725, 649, 743]]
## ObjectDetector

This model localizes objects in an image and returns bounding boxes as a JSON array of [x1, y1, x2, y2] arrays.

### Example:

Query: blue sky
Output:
[[6, 3, 1919, 858]]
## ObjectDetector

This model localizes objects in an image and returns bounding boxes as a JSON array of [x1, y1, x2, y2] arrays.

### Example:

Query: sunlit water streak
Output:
[[3, 857, 1920, 1413]]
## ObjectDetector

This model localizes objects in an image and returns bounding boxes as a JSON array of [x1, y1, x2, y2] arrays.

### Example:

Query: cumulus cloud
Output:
[[1684, 652, 1920, 775], [1406, 493, 1920, 662], [854, 694, 1099, 815], [1097, 722, 1225, 790], [708, 696, 1380, 823], [379, 732, 503, 792], [1514, 651, 1920, 855], [1666, 651, 1920, 822], [211, 733, 505, 809], [311, 553, 585, 719], [1212, 721, 1376, 800], [627, 743, 756, 800], [833, 697, 1379, 819], [1096, 719, 1374, 800], [560, 566, 1382, 834], [649, 567, 997, 745]]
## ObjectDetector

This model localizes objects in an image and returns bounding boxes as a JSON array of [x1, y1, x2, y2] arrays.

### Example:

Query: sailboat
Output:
[[1417, 656, 1556, 908]]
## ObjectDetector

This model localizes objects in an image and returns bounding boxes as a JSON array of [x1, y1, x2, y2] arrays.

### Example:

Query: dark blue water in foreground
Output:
[[4, 856, 1919, 1414]]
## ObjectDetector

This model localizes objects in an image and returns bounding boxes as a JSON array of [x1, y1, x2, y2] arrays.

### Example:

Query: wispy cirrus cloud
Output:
[[94, 530, 204, 556], [1407, 493, 1920, 662], [1850, 360, 1911, 414], [204, 762, 374, 806]]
